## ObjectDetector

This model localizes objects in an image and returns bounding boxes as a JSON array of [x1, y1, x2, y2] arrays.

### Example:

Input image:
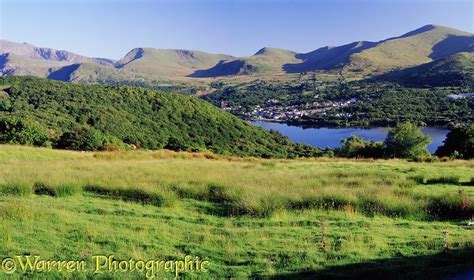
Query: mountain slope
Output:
[[345, 25, 474, 76], [0, 76, 320, 157], [0, 40, 115, 78], [190, 47, 301, 77], [116, 48, 234, 76], [374, 52, 474, 87], [1, 24, 472, 81], [191, 25, 473, 78], [283, 41, 376, 73], [0, 40, 114, 65]]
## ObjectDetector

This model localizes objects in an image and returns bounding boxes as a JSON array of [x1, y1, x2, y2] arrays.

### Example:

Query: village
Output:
[[221, 98, 359, 121]]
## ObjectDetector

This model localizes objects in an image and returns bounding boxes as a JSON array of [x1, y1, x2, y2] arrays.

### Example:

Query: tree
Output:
[[384, 122, 431, 159], [436, 124, 474, 159], [56, 126, 104, 151], [338, 135, 384, 158], [0, 115, 49, 146]]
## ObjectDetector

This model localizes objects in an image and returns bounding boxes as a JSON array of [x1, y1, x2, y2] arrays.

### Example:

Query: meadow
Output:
[[0, 145, 473, 279]]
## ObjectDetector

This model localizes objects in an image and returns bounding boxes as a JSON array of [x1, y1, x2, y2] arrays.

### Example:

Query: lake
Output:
[[251, 121, 449, 153]]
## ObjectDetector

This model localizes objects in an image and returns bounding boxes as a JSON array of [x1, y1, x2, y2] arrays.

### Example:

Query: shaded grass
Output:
[[0, 195, 473, 279], [83, 184, 168, 207], [267, 248, 474, 280]]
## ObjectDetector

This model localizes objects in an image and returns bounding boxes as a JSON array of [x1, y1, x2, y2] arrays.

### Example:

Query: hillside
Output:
[[191, 25, 473, 78], [116, 48, 234, 77], [0, 76, 319, 157], [345, 25, 474, 76], [1, 25, 472, 83], [284, 41, 376, 73], [374, 52, 474, 88], [190, 47, 301, 77], [0, 40, 115, 78]]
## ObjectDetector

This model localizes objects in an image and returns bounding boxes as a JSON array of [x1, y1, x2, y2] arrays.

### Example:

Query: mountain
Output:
[[1, 25, 472, 81], [373, 52, 474, 87], [116, 48, 234, 77], [192, 24, 473, 78], [190, 47, 300, 77], [344, 25, 474, 76], [0, 40, 115, 78], [0, 76, 320, 157], [283, 41, 377, 73]]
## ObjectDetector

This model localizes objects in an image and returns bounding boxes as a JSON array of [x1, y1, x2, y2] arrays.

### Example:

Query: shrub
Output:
[[384, 122, 431, 159], [337, 135, 385, 158], [56, 125, 104, 151], [436, 124, 474, 159], [0, 115, 50, 146]]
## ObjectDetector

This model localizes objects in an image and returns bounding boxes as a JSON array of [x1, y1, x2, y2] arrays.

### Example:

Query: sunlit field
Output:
[[1, 145, 473, 279]]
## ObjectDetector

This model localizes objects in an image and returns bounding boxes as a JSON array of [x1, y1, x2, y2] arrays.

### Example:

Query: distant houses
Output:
[[447, 93, 474, 100]]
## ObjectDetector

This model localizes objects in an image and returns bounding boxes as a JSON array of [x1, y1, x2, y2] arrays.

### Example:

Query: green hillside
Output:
[[190, 47, 301, 77], [53, 62, 156, 84], [0, 76, 319, 158], [374, 52, 474, 88], [284, 41, 376, 73], [116, 48, 234, 77], [346, 25, 474, 76], [1, 25, 472, 82]]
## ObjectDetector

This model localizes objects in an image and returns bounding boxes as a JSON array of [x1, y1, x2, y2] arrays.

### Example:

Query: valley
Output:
[[1, 25, 472, 128]]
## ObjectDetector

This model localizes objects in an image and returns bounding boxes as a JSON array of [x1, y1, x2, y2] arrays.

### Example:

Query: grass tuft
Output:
[[0, 182, 32, 196], [84, 184, 166, 207], [425, 176, 460, 185]]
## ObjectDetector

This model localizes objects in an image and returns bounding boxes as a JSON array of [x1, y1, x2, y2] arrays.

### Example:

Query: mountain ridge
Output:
[[1, 24, 472, 81]]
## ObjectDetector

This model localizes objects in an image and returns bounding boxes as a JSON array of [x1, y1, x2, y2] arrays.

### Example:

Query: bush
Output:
[[56, 125, 104, 151], [0, 115, 50, 146], [436, 124, 474, 159], [385, 122, 431, 159], [337, 135, 385, 158]]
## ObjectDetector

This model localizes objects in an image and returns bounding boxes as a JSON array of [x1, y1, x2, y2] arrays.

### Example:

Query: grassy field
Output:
[[0, 145, 473, 279]]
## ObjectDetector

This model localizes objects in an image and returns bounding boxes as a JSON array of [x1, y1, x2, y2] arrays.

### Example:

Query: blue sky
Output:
[[0, 0, 472, 59]]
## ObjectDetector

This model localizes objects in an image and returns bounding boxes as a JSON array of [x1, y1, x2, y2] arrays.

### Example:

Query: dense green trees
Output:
[[0, 115, 50, 146], [436, 124, 474, 159], [56, 126, 104, 151], [0, 76, 321, 158], [337, 136, 384, 158]]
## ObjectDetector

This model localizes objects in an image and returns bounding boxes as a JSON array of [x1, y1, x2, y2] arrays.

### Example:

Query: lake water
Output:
[[251, 121, 449, 153]]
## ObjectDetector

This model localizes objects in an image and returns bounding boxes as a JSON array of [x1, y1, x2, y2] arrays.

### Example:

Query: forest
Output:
[[0, 76, 321, 158]]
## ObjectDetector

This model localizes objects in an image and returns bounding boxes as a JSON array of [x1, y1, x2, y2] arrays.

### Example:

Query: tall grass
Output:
[[0, 145, 473, 220]]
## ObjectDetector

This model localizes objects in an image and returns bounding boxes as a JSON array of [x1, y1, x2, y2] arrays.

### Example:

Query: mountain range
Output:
[[1, 24, 473, 83]]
